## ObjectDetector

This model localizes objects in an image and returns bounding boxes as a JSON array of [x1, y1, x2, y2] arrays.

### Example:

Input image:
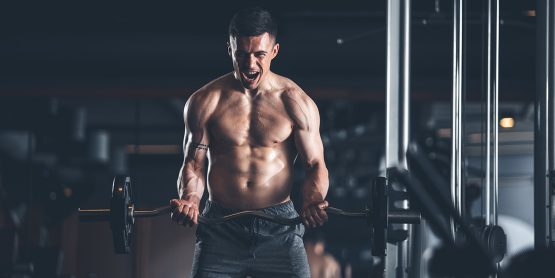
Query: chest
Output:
[[210, 96, 293, 146]]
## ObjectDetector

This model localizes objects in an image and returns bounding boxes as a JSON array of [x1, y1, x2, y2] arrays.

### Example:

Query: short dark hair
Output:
[[228, 7, 277, 41]]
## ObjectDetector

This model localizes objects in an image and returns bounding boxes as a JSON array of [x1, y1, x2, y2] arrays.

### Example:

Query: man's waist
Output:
[[202, 199, 296, 217], [206, 181, 293, 207]]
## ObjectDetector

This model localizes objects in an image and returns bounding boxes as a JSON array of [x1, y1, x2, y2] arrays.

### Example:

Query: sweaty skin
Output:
[[170, 32, 329, 228]]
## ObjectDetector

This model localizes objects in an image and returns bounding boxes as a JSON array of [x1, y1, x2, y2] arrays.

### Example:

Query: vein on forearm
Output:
[[180, 144, 207, 199], [304, 160, 329, 197]]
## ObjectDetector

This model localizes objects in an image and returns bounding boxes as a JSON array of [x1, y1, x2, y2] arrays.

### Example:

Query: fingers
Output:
[[317, 200, 329, 223], [309, 206, 323, 226], [186, 206, 200, 226], [171, 203, 185, 223], [181, 204, 191, 225], [192, 209, 199, 225], [170, 199, 180, 220], [169, 199, 198, 227], [316, 208, 328, 223], [185, 206, 195, 227], [303, 211, 316, 227], [169, 199, 180, 206], [303, 201, 329, 228], [303, 209, 320, 228]]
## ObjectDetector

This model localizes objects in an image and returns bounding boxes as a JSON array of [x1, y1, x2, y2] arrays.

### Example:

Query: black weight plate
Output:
[[483, 225, 506, 263], [371, 177, 388, 256], [110, 175, 133, 254]]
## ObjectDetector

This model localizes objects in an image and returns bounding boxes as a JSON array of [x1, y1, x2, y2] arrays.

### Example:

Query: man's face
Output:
[[228, 32, 279, 90]]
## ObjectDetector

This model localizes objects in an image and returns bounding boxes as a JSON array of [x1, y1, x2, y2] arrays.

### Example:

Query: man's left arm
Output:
[[288, 92, 330, 228]]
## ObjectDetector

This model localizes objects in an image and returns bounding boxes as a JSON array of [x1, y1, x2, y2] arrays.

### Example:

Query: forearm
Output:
[[177, 163, 206, 203], [302, 161, 329, 202]]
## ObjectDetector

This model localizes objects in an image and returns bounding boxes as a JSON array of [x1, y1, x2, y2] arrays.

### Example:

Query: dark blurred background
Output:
[[0, 1, 537, 277]]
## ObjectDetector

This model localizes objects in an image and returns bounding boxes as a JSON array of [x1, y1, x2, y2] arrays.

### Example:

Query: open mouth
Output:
[[241, 71, 260, 83]]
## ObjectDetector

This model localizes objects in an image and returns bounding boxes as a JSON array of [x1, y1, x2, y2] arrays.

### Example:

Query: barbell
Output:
[[78, 176, 421, 256]]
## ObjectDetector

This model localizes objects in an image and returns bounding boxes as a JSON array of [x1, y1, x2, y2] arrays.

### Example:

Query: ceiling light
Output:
[[499, 117, 515, 128]]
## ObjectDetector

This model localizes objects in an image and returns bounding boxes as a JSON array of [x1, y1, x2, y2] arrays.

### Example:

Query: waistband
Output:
[[203, 200, 296, 216]]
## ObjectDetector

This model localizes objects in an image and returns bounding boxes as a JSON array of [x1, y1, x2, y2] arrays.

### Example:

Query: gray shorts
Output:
[[191, 200, 310, 278]]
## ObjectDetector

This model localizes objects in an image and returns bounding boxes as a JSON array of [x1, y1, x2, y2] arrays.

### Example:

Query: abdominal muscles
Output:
[[207, 145, 294, 209]]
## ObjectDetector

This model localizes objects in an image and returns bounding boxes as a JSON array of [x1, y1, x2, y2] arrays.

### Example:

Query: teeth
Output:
[[243, 71, 259, 80]]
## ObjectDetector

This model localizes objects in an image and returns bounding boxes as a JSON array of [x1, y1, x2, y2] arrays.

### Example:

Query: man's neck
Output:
[[233, 71, 276, 96], [243, 87, 260, 98]]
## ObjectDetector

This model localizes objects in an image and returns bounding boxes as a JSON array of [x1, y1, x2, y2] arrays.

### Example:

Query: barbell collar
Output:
[[388, 209, 421, 224]]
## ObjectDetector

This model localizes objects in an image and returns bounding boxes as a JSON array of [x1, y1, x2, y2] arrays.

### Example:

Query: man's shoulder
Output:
[[274, 75, 313, 107], [273, 74, 304, 96], [193, 74, 233, 97], [184, 74, 234, 119], [278, 79, 318, 118], [276, 76, 320, 129], [188, 73, 234, 105]]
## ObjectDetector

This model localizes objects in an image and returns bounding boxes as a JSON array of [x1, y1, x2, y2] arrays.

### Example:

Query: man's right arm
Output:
[[171, 91, 214, 226]]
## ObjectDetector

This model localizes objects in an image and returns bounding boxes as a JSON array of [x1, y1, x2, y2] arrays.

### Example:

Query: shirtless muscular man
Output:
[[170, 7, 329, 277]]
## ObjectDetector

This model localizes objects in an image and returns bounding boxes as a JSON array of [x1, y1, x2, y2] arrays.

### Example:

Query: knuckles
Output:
[[169, 199, 199, 225], [302, 205, 328, 228]]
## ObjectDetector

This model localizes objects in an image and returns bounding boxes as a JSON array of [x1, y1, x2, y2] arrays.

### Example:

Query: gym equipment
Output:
[[78, 176, 421, 255], [389, 143, 508, 276], [455, 223, 507, 263]]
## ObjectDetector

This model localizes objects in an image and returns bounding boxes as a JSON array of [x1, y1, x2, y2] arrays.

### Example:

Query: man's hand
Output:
[[302, 199, 329, 228], [170, 198, 200, 227]]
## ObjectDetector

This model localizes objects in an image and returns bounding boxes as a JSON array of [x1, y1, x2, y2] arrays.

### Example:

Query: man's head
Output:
[[228, 7, 279, 90]]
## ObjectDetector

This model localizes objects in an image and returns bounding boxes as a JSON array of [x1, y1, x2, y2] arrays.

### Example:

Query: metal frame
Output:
[[484, 0, 500, 226], [535, 0, 554, 248], [551, 0, 555, 247], [385, 0, 412, 276], [451, 0, 464, 233]]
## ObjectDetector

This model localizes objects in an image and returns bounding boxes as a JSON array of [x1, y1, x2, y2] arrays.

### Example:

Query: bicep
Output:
[[293, 103, 324, 165], [182, 98, 210, 167], [183, 129, 209, 167], [295, 128, 324, 164]]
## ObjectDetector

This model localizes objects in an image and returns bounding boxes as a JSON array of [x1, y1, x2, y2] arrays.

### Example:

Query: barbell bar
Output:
[[78, 176, 421, 255]]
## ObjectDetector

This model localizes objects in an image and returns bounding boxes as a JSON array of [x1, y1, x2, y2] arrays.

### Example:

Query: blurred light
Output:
[[437, 128, 451, 138], [525, 10, 536, 17], [469, 133, 482, 143], [88, 131, 110, 163], [500, 117, 515, 129], [126, 144, 181, 154], [354, 125, 366, 135], [63, 187, 73, 198]]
